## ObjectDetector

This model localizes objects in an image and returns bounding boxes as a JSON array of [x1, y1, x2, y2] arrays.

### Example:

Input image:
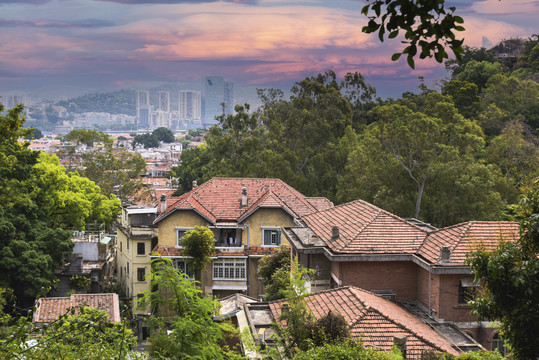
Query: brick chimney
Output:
[[393, 336, 407, 359], [241, 187, 248, 207], [160, 194, 167, 213], [331, 225, 339, 240], [440, 246, 451, 263]]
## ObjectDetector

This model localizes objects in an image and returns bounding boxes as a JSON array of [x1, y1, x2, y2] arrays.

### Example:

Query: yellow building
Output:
[[116, 205, 157, 310], [152, 177, 333, 299]]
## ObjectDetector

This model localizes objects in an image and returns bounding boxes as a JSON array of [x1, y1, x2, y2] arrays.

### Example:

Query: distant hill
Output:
[[56, 89, 137, 115]]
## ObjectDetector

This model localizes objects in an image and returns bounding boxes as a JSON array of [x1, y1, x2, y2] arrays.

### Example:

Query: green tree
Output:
[[65, 128, 113, 148], [481, 74, 539, 131], [179, 226, 216, 281], [293, 339, 404, 360], [274, 257, 315, 358], [133, 132, 159, 149], [442, 80, 480, 119], [80, 147, 146, 200], [455, 60, 503, 92], [152, 127, 175, 143], [32, 152, 121, 229], [0, 306, 140, 359], [361, 0, 465, 68], [467, 181, 539, 360], [486, 120, 539, 200], [171, 145, 212, 195], [445, 46, 497, 78], [258, 246, 291, 301], [137, 258, 242, 359]]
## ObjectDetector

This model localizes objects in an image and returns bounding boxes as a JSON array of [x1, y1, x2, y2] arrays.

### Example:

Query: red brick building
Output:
[[284, 200, 518, 352]]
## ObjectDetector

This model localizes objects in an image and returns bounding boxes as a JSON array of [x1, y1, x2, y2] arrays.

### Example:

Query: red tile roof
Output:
[[302, 200, 428, 254], [269, 286, 460, 358], [33, 293, 121, 323], [154, 178, 332, 225], [417, 221, 519, 264]]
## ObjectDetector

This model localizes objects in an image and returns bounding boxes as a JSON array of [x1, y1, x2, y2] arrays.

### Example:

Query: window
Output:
[[213, 258, 246, 280], [491, 333, 507, 356], [137, 242, 145, 255], [120, 240, 123, 252], [263, 228, 281, 246], [127, 238, 129, 250], [127, 262, 130, 275], [458, 277, 478, 304], [174, 260, 193, 278], [176, 228, 191, 247], [137, 267, 145, 282]]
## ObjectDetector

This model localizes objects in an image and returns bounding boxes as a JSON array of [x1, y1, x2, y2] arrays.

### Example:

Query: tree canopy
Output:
[[467, 181, 539, 360], [0, 104, 120, 306]]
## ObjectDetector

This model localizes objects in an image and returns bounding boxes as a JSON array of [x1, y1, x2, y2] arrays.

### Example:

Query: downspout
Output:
[[245, 224, 250, 296], [428, 267, 432, 318]]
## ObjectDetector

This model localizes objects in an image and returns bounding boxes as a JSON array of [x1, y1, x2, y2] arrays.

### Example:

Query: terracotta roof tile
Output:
[[270, 286, 459, 358], [418, 221, 519, 264], [33, 293, 121, 323], [302, 200, 428, 254], [154, 178, 326, 224]]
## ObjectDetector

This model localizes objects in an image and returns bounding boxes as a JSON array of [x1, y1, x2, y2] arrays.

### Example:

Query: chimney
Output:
[[241, 187, 248, 207], [192, 180, 197, 188], [160, 194, 167, 213], [440, 246, 451, 263], [393, 336, 407, 359], [331, 225, 339, 240]]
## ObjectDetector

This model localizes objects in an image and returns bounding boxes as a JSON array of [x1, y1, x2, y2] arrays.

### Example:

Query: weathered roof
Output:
[[269, 286, 460, 359], [302, 200, 428, 255], [417, 221, 519, 264], [154, 178, 332, 225], [33, 293, 121, 323]]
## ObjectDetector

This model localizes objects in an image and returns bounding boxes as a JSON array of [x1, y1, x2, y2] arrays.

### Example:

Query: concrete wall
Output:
[[73, 242, 99, 261]]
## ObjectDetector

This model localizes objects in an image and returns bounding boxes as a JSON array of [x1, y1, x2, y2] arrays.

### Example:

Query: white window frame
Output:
[[176, 227, 192, 247], [213, 258, 246, 280], [174, 259, 194, 279], [261, 227, 281, 247]]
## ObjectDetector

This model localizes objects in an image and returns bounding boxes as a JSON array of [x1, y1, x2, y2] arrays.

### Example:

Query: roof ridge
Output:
[[450, 221, 474, 253], [342, 206, 382, 250], [275, 178, 318, 213]]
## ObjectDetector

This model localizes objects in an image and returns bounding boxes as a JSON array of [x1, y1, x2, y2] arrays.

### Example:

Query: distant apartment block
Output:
[[157, 91, 170, 112], [178, 90, 201, 127], [136, 90, 151, 129], [202, 76, 234, 128], [0, 94, 24, 109]]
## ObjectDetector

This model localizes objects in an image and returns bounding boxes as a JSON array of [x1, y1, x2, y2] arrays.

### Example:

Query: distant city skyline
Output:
[[0, 0, 537, 99]]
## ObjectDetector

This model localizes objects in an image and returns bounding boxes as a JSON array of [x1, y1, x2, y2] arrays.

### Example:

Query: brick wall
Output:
[[340, 261, 419, 302]]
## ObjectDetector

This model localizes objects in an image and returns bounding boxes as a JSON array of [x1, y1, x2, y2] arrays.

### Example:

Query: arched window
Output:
[[491, 333, 507, 356]]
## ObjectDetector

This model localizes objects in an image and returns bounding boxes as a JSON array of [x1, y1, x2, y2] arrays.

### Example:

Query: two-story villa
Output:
[[284, 199, 519, 352], [152, 177, 333, 299]]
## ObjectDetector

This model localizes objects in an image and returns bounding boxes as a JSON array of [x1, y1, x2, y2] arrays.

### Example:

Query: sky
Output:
[[0, 0, 537, 99]]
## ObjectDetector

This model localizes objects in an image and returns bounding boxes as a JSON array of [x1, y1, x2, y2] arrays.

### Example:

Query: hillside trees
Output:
[[0, 104, 120, 306]]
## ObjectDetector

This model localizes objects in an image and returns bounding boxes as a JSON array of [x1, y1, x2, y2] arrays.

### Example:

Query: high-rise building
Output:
[[157, 91, 170, 113], [136, 90, 151, 129], [179, 90, 201, 126], [224, 82, 234, 116], [201, 76, 234, 128]]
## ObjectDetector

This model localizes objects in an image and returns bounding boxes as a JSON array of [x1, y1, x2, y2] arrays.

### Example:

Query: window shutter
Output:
[[277, 230, 281, 245]]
